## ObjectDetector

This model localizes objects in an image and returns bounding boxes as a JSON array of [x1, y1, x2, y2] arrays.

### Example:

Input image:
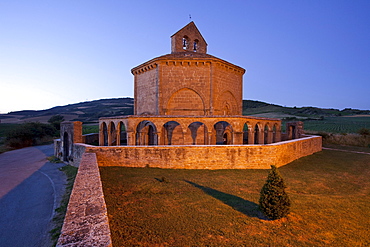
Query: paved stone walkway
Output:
[[0, 144, 66, 247]]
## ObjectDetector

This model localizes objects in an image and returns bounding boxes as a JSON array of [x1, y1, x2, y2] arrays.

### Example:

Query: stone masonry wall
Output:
[[212, 63, 243, 115], [57, 153, 112, 247], [80, 135, 321, 169], [135, 66, 158, 115], [160, 60, 211, 115]]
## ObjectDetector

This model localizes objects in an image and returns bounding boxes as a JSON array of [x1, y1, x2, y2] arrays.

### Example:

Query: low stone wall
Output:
[[83, 133, 99, 145], [57, 153, 112, 247], [80, 135, 321, 169]]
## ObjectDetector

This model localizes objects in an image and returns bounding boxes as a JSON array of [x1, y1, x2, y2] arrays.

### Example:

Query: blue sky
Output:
[[0, 1, 369, 113]]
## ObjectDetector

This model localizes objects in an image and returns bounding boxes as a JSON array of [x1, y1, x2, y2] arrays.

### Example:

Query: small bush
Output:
[[5, 122, 57, 149], [317, 132, 329, 139], [259, 165, 291, 220], [48, 115, 65, 131], [358, 128, 370, 136]]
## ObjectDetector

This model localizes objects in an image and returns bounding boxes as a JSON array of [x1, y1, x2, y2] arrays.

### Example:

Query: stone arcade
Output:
[[56, 22, 321, 169], [55, 22, 322, 247]]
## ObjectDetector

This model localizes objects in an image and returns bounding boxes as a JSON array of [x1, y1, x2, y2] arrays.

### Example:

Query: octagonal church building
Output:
[[100, 22, 284, 147], [57, 22, 321, 169]]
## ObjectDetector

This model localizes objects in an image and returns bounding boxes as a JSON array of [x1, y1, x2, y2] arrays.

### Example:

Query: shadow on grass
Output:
[[185, 180, 266, 220]]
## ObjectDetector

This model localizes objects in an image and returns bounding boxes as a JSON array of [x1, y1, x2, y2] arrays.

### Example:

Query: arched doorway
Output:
[[289, 125, 296, 140], [214, 121, 232, 145], [102, 122, 108, 146], [63, 132, 69, 162]]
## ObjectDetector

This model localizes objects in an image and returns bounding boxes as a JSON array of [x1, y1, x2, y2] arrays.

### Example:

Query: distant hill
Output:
[[0, 98, 134, 124], [0, 97, 369, 124], [243, 100, 370, 119]]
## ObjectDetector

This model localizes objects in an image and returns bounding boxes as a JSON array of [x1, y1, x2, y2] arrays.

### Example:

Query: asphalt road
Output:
[[0, 144, 66, 247]]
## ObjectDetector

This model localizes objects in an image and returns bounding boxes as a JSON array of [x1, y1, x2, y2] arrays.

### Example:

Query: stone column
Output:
[[233, 131, 244, 145], [127, 131, 136, 146], [248, 130, 254, 144], [258, 129, 264, 144], [116, 128, 121, 146], [156, 131, 161, 146]]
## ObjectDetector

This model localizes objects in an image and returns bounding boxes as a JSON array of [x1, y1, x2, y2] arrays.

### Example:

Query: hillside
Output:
[[0, 98, 134, 124], [243, 100, 370, 119], [0, 98, 369, 124]]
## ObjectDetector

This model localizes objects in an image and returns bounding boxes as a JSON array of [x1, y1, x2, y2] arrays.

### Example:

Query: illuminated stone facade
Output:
[[55, 22, 321, 169]]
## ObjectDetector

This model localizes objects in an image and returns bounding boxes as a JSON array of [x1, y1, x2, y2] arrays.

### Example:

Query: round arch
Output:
[[101, 122, 108, 146], [188, 121, 208, 145], [162, 121, 184, 145], [214, 121, 233, 145], [216, 91, 238, 115], [119, 121, 127, 146], [167, 88, 205, 115], [136, 121, 158, 145]]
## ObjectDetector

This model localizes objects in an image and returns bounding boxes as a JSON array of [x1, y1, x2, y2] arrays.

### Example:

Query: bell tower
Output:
[[171, 21, 207, 54]]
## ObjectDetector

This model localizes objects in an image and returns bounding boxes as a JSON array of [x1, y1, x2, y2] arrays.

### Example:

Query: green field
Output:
[[303, 116, 370, 134], [100, 148, 370, 246]]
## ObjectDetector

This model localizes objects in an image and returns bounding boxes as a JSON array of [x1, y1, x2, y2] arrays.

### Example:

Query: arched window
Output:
[[193, 39, 199, 52], [183, 36, 189, 50]]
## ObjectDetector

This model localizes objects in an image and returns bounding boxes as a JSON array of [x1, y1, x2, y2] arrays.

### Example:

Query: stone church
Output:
[[57, 22, 321, 169]]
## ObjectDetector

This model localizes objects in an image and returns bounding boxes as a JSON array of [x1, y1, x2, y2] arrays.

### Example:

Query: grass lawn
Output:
[[100, 149, 370, 246]]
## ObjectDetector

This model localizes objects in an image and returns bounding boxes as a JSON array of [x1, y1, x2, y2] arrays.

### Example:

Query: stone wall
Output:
[[135, 66, 158, 115], [57, 153, 112, 247], [60, 121, 83, 162], [83, 133, 99, 145], [79, 135, 321, 169]]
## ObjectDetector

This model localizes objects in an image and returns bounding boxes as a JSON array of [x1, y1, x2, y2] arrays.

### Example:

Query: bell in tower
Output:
[[171, 22, 207, 54]]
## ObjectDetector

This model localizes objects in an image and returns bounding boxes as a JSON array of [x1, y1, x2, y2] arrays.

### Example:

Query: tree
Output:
[[5, 122, 56, 148], [259, 165, 291, 220], [48, 115, 65, 131], [358, 128, 370, 136]]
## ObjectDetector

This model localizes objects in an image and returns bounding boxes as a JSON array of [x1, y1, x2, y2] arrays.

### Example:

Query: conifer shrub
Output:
[[259, 165, 291, 220]]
